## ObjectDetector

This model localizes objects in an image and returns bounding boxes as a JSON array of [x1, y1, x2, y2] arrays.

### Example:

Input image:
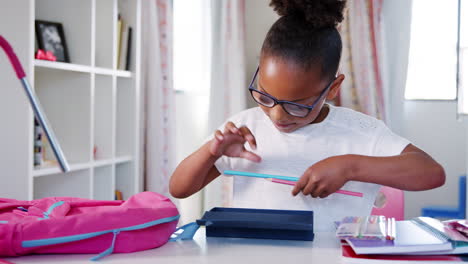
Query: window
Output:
[[405, 0, 458, 100], [173, 0, 211, 94], [458, 0, 468, 113]]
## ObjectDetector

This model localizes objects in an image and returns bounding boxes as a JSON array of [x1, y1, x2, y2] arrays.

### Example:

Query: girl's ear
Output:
[[326, 74, 345, 100]]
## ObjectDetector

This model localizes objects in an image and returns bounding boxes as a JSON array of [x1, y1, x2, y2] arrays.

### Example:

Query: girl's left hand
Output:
[[292, 155, 353, 198]]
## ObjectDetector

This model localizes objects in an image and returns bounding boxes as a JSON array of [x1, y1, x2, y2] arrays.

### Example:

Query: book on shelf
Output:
[[344, 217, 468, 256], [116, 14, 132, 71], [118, 26, 132, 71], [115, 190, 123, 200], [116, 14, 123, 68], [125, 26, 132, 71]]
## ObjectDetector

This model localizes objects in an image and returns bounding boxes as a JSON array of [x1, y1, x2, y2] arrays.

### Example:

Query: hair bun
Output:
[[270, 0, 346, 29]]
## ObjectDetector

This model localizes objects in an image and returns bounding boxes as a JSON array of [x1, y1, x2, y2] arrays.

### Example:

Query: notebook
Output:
[[345, 217, 468, 255]]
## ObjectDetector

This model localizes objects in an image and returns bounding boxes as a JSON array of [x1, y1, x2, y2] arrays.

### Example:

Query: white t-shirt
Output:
[[213, 105, 411, 231]]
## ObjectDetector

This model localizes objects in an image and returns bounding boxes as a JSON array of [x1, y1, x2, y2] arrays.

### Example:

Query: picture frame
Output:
[[35, 20, 70, 63]]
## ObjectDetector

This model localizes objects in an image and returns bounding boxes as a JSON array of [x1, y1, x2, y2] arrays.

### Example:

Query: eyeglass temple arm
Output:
[[248, 67, 260, 88], [0, 35, 70, 172]]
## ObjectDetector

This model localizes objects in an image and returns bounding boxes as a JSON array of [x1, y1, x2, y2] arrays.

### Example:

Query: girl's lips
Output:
[[274, 122, 294, 128]]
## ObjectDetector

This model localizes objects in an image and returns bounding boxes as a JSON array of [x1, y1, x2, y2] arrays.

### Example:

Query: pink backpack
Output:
[[0, 192, 179, 261]]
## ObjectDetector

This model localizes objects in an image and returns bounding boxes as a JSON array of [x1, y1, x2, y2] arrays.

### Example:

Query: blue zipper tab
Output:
[[0, 220, 8, 224], [90, 230, 120, 261], [17, 207, 28, 212], [38, 201, 65, 220]]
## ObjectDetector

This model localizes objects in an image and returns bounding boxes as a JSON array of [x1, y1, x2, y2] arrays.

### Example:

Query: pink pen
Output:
[[266, 178, 363, 197]]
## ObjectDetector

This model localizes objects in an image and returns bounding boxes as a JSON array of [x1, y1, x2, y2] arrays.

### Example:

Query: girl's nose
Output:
[[269, 104, 289, 122]]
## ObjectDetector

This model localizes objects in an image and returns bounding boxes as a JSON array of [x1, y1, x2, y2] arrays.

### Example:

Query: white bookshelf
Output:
[[0, 0, 142, 201]]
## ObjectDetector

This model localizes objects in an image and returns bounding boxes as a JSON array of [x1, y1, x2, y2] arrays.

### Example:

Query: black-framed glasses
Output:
[[248, 66, 335, 118]]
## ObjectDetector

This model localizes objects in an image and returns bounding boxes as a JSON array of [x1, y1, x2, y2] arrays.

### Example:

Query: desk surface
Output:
[[4, 228, 343, 264]]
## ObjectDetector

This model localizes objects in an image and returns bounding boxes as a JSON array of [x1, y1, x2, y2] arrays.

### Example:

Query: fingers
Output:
[[210, 130, 224, 156], [224, 122, 257, 150], [303, 180, 318, 197], [224, 121, 241, 135], [238, 126, 257, 150], [239, 150, 261, 163], [292, 168, 330, 198], [215, 130, 224, 141], [292, 175, 308, 196]]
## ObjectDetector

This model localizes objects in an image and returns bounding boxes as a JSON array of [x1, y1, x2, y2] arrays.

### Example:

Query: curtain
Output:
[[142, 0, 176, 197], [339, 0, 387, 121], [203, 0, 247, 211]]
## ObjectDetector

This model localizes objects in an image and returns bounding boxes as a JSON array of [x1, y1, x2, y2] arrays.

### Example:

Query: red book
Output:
[[342, 244, 468, 263]]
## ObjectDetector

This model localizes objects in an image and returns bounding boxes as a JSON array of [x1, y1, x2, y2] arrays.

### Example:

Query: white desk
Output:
[[3, 228, 344, 264]]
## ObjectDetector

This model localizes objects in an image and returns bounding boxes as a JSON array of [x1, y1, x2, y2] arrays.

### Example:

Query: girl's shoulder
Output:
[[225, 107, 266, 125], [327, 104, 386, 133]]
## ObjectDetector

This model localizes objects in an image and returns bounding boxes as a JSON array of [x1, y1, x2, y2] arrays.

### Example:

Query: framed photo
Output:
[[35, 20, 70, 62]]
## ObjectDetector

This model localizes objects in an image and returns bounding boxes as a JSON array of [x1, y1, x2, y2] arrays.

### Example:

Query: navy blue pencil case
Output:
[[196, 207, 314, 241]]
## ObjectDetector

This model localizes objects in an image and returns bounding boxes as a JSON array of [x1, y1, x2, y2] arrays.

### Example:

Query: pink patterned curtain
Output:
[[204, 0, 247, 210], [339, 0, 386, 121], [142, 0, 175, 196]]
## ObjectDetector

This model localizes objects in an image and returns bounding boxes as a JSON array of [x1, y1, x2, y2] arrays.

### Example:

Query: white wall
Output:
[[245, 0, 278, 108], [245, 0, 467, 219], [383, 0, 467, 218]]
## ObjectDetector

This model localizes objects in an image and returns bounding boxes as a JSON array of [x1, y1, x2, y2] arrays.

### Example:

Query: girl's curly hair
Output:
[[261, 0, 347, 80], [270, 0, 346, 29]]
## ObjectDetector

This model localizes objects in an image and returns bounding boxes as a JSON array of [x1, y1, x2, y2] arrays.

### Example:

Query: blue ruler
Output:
[[223, 170, 298, 182]]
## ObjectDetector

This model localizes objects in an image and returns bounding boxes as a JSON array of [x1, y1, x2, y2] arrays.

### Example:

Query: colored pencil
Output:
[[265, 178, 363, 197]]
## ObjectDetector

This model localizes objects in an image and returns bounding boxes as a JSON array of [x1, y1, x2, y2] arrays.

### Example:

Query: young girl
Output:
[[170, 0, 445, 231]]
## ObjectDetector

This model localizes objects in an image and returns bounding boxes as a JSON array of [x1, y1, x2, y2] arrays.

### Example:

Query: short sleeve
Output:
[[373, 121, 411, 156]]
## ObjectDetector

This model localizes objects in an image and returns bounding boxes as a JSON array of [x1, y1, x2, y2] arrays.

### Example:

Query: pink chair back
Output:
[[371, 186, 404, 220]]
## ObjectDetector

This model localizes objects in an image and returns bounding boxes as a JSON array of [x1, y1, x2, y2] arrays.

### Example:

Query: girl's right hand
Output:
[[209, 121, 261, 163]]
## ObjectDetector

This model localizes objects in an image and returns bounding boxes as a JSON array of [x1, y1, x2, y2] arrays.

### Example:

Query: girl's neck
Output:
[[310, 104, 330, 124]]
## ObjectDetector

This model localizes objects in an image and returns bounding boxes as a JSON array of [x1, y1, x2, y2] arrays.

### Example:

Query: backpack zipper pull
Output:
[[90, 230, 120, 261]]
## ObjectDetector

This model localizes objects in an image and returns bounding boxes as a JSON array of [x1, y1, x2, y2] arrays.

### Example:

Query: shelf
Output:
[[33, 161, 90, 177], [93, 158, 114, 168], [114, 155, 133, 164], [0, 0, 141, 201], [95, 67, 132, 78], [93, 156, 132, 167], [33, 156, 133, 177], [34, 60, 92, 73], [34, 60, 132, 77]]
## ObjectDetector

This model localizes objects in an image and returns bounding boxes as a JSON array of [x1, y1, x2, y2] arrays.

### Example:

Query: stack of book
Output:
[[337, 216, 468, 263]]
